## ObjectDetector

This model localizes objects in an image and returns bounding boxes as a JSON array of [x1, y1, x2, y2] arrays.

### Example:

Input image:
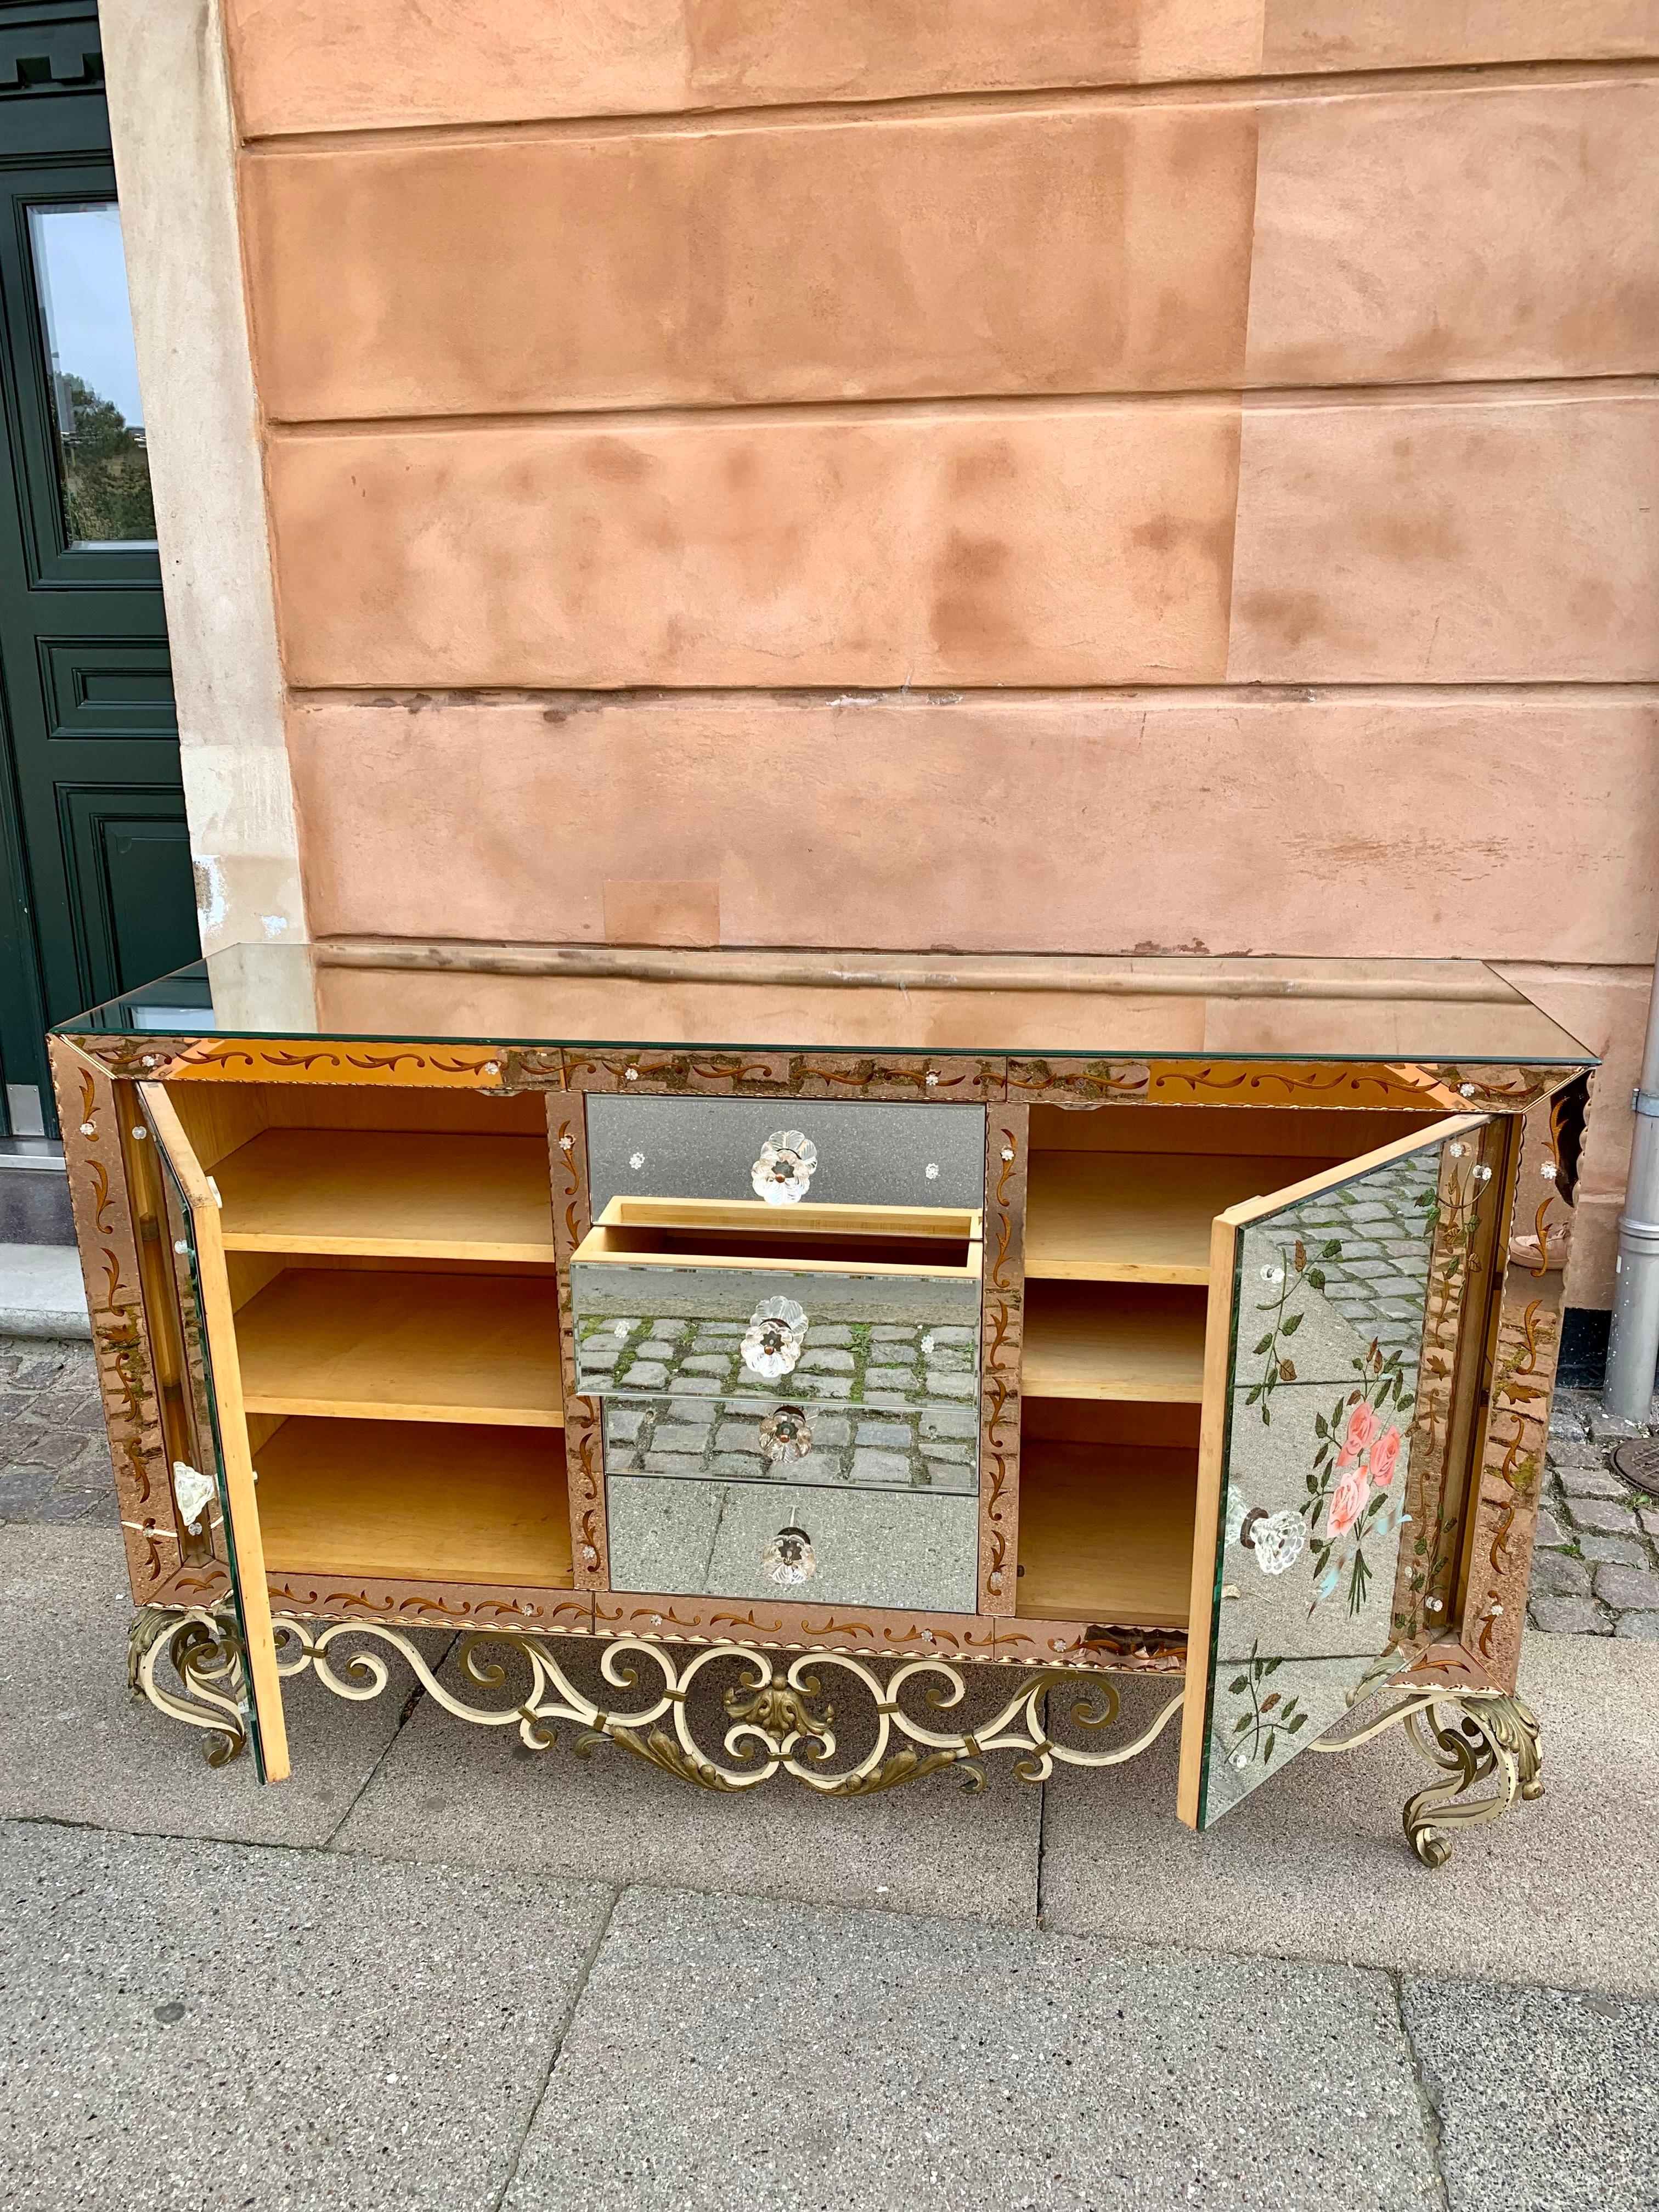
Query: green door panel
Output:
[[0, 18, 195, 1133]]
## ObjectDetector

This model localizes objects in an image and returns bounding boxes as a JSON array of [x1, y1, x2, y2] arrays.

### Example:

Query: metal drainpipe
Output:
[[1604, 941, 1659, 1423]]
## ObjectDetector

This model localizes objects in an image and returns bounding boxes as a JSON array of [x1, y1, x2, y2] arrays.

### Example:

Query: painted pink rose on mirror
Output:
[[1369, 1425, 1403, 1488], [1327, 1463, 1369, 1540], [1340, 1402, 1380, 1468]]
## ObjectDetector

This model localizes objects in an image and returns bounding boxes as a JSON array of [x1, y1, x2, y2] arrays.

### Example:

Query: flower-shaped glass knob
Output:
[[172, 1460, 216, 1532], [758, 1404, 812, 1467], [742, 1296, 808, 1378], [752, 1130, 817, 1206], [1239, 1506, 1307, 1577], [761, 1522, 816, 1586]]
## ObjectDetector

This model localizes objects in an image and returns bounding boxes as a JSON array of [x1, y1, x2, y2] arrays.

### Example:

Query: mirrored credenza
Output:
[[51, 946, 1595, 1861]]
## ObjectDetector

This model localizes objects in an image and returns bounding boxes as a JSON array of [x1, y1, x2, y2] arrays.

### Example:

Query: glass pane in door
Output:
[[27, 201, 155, 546]]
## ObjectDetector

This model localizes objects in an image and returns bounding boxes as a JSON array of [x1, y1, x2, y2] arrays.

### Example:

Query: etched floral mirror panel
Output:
[[1197, 1120, 1491, 1829], [151, 1136, 269, 1781]]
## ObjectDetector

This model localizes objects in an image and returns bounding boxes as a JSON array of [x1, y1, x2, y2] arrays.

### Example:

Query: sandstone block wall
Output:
[[220, 0, 1659, 1308]]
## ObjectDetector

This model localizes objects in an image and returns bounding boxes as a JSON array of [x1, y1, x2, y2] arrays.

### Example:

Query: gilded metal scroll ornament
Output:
[[1305, 1686, 1543, 1867], [125, 1612, 1542, 1862]]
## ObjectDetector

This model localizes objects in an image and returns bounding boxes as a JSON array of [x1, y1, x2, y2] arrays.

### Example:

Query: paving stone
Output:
[[1400, 1978, 1659, 2212], [1528, 1550, 1592, 1597], [693, 1322, 746, 1339], [861, 1392, 912, 1410], [1556, 1462, 1627, 1499], [924, 1326, 977, 1345], [866, 1341, 917, 1364], [855, 1421, 913, 1450], [578, 1340, 621, 1367], [334, 1644, 1041, 1924], [920, 1438, 975, 1463], [924, 1372, 978, 1398], [921, 1404, 979, 1440], [620, 1359, 669, 1388], [1590, 1409, 1649, 1442], [0, 1820, 612, 2212], [1640, 1509, 1659, 1541], [648, 1425, 712, 1454], [708, 1453, 768, 1478], [0, 1466, 55, 1518], [804, 1324, 853, 1346], [0, 1525, 424, 1846], [1593, 1564, 1659, 1610], [849, 1449, 912, 1485], [1529, 1595, 1612, 1635], [1549, 1402, 1593, 1442], [1564, 1495, 1641, 1537], [506, 1889, 1441, 2212], [642, 1452, 707, 1477], [605, 1407, 647, 1443], [870, 1325, 921, 1341], [1614, 1611, 1659, 1641], [677, 1354, 731, 1376], [1576, 1534, 1648, 1566], [668, 1374, 723, 1395], [798, 1347, 854, 1373], [864, 1366, 919, 1389], [1533, 1508, 1568, 1548], [1041, 1637, 1659, 1993]]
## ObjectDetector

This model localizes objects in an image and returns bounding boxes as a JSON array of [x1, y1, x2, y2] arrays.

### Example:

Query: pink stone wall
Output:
[[220, 2, 1659, 1305]]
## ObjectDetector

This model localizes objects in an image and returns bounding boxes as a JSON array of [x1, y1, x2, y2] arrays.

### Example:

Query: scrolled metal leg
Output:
[[1305, 1687, 1543, 1869], [1401, 1692, 1543, 1869], [127, 1604, 250, 1768]]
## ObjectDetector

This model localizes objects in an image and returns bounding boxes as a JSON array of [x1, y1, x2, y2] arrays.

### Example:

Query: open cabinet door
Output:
[[1177, 1114, 1494, 1831], [138, 1083, 290, 1784]]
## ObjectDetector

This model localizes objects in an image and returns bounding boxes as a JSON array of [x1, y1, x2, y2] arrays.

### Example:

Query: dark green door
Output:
[[0, 2, 198, 1137]]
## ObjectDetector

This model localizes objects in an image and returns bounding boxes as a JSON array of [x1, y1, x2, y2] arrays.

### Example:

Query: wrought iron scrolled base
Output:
[[126, 1610, 1187, 1793], [1306, 1688, 1543, 1868], [127, 1604, 250, 1768]]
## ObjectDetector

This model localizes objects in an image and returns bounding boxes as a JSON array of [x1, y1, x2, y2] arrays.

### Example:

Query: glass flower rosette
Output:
[[741, 1296, 808, 1379]]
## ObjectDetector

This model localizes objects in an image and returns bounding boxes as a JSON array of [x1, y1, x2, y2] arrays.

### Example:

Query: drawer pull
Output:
[[761, 1517, 817, 1586], [758, 1404, 813, 1466], [742, 1295, 808, 1379], [752, 1129, 818, 1206]]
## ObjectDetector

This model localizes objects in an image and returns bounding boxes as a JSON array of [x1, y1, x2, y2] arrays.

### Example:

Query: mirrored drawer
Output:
[[602, 1392, 979, 1495], [606, 1472, 980, 1613], [586, 1097, 985, 1216], [570, 1203, 981, 1408]]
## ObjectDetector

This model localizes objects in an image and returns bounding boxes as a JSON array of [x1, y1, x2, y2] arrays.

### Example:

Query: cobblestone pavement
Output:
[[0, 1334, 116, 1528], [7, 1334, 1656, 1640], [1531, 1384, 1659, 1641]]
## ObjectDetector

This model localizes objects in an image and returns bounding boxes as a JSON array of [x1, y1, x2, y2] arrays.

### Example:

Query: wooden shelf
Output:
[[236, 1269, 564, 1427], [215, 1129, 556, 1261], [1016, 1440, 1196, 1628], [255, 1418, 573, 1586], [1022, 1282, 1207, 1402], [1025, 1151, 1335, 1283]]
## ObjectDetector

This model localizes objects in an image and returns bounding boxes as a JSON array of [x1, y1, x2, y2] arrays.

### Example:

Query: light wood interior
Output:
[[1028, 1102, 1440, 1158], [215, 1128, 556, 1261], [597, 1193, 980, 1241], [236, 1268, 563, 1426], [1015, 1435, 1197, 1629], [573, 1221, 981, 1277], [253, 1418, 573, 1585], [1024, 1151, 1339, 1284], [1022, 1282, 1207, 1402]]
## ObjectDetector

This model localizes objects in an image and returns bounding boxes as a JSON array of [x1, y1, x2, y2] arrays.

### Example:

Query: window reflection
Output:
[[27, 200, 155, 548]]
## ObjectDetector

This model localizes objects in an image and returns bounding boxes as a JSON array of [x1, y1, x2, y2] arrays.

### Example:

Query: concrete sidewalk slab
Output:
[[1401, 1977, 1659, 2212], [1037, 1634, 1658, 1997], [0, 1820, 614, 2212], [331, 1638, 1043, 1923], [505, 1886, 1442, 2212], [0, 1526, 430, 1848]]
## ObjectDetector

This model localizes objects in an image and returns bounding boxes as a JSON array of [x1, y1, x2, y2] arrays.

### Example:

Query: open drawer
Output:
[[568, 1194, 983, 1408]]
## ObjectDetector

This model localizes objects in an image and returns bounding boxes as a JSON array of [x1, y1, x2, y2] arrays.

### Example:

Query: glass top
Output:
[[56, 944, 1598, 1066]]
